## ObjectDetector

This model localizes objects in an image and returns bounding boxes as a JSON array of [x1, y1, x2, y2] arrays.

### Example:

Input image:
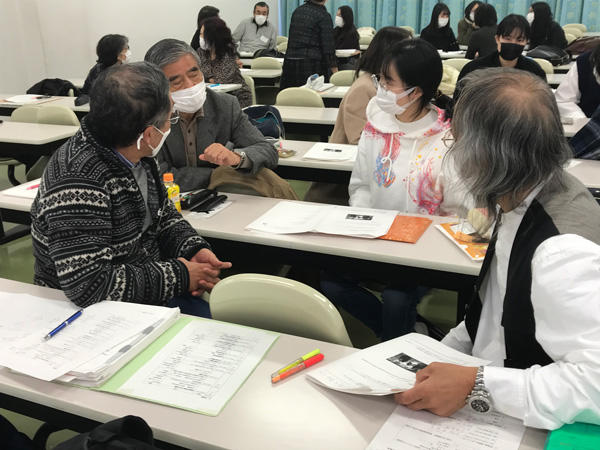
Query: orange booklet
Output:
[[378, 215, 432, 244], [436, 222, 489, 261]]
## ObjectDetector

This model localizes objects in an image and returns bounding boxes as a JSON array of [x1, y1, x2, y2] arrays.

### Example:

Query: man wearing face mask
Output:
[[232, 2, 277, 55], [31, 62, 231, 315], [454, 14, 546, 103], [145, 39, 277, 192]]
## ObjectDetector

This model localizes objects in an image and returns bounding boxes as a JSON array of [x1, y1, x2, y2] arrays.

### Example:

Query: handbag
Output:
[[526, 45, 571, 66], [244, 105, 285, 139], [566, 36, 600, 55]]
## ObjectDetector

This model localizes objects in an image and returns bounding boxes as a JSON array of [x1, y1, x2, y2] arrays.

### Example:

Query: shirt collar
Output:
[[113, 149, 141, 169]]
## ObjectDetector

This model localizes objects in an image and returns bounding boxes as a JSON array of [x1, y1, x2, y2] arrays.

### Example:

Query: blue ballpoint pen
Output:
[[44, 309, 83, 340]]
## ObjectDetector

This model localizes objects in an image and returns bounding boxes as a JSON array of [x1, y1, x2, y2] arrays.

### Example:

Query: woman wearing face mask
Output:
[[465, 3, 497, 59], [457, 1, 481, 46], [334, 6, 360, 71], [82, 34, 130, 95], [528, 2, 567, 50], [420, 3, 459, 52], [197, 17, 253, 108], [321, 39, 468, 341], [455, 15, 546, 102]]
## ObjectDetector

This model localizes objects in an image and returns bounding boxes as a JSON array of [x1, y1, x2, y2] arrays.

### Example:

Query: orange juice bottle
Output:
[[163, 173, 181, 212]]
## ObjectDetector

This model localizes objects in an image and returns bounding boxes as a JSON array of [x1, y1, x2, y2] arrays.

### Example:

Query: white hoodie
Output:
[[349, 97, 467, 217]]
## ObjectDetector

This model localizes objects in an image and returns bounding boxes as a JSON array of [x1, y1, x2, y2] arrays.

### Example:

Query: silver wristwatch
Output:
[[466, 366, 493, 414], [233, 151, 247, 169]]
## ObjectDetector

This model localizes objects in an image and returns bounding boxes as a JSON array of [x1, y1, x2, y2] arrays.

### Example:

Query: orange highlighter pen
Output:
[[271, 353, 324, 383]]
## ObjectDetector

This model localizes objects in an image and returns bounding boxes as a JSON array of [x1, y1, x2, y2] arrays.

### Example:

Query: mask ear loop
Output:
[[136, 133, 143, 151]]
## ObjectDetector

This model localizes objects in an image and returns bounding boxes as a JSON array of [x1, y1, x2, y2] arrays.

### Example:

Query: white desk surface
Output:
[[553, 61, 574, 73], [240, 57, 284, 67], [547, 73, 566, 87], [320, 85, 350, 99], [278, 139, 353, 171], [569, 159, 600, 188], [0, 94, 91, 113], [0, 121, 79, 145], [209, 83, 242, 93], [584, 31, 600, 37], [563, 117, 590, 137], [0, 277, 548, 450], [240, 68, 282, 78], [439, 50, 467, 59], [276, 105, 338, 125]]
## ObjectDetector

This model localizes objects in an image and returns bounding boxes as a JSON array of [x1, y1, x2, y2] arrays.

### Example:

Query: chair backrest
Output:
[[37, 105, 80, 126], [399, 25, 415, 36], [210, 273, 353, 346], [443, 58, 470, 72], [439, 64, 459, 96], [532, 58, 555, 74], [563, 26, 583, 38], [565, 32, 577, 45], [357, 26, 376, 36], [564, 23, 587, 33], [242, 74, 256, 105], [276, 87, 324, 107], [251, 56, 282, 70], [276, 35, 288, 45], [277, 41, 288, 53], [330, 70, 356, 86], [11, 105, 40, 123], [358, 34, 373, 46]]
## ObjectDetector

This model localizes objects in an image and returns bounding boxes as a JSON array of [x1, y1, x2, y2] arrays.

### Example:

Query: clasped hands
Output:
[[198, 143, 241, 167], [178, 248, 232, 296]]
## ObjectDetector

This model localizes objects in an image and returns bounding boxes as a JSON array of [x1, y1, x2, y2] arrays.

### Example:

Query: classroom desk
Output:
[[208, 83, 242, 93], [563, 117, 590, 137], [319, 86, 349, 107], [241, 57, 284, 68], [0, 94, 90, 119], [276, 105, 338, 140], [0, 278, 547, 450], [547, 73, 566, 88], [439, 50, 467, 59], [240, 68, 282, 79], [553, 61, 574, 73]]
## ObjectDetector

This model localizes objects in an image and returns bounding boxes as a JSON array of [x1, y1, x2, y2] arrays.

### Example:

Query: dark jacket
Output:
[[457, 18, 476, 46], [466, 25, 497, 59], [82, 63, 109, 95], [530, 21, 568, 50], [159, 89, 277, 192], [576, 51, 600, 118], [420, 24, 459, 51], [334, 27, 359, 50], [570, 104, 600, 159]]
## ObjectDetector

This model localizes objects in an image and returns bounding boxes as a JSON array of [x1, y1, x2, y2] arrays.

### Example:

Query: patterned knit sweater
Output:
[[31, 118, 210, 307]]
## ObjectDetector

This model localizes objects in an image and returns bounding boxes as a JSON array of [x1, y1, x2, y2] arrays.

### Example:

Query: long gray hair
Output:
[[447, 68, 571, 217], [144, 38, 201, 69]]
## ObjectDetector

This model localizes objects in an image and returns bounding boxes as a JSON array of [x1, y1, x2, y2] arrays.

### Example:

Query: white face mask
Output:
[[594, 67, 600, 85], [137, 126, 171, 157], [124, 49, 132, 63], [171, 81, 207, 114], [438, 17, 449, 28], [254, 14, 267, 26], [199, 37, 208, 51], [375, 84, 417, 116], [335, 16, 344, 28], [469, 12, 475, 22], [527, 12, 534, 24]]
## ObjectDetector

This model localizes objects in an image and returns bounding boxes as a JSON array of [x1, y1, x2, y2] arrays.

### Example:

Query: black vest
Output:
[[576, 51, 600, 118], [465, 174, 600, 369]]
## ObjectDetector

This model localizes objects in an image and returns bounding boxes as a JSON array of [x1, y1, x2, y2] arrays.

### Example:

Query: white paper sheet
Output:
[[368, 406, 525, 450], [4, 94, 49, 104], [116, 319, 277, 415], [302, 142, 357, 162], [307, 333, 489, 395], [245, 201, 325, 234], [1, 179, 40, 199]]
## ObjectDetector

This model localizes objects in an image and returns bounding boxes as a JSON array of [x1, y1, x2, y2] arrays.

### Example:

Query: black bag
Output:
[[54, 415, 159, 450], [566, 36, 600, 55], [27, 78, 81, 97], [526, 45, 571, 66], [244, 105, 285, 139], [253, 48, 285, 58]]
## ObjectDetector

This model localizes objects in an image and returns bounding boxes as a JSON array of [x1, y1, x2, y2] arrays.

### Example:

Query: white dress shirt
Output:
[[555, 64, 588, 119], [442, 187, 600, 430]]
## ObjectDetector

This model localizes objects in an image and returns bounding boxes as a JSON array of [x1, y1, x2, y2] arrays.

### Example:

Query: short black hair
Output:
[[496, 14, 530, 41], [86, 62, 171, 148], [464, 1, 482, 19], [474, 4, 497, 28], [356, 27, 412, 78], [381, 38, 443, 112], [254, 2, 269, 11], [197, 5, 219, 28], [96, 34, 128, 66]]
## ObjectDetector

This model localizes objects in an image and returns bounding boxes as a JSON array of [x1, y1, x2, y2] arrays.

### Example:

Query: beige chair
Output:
[[251, 57, 282, 70], [0, 157, 22, 186], [242, 74, 256, 105], [443, 58, 470, 72], [330, 70, 356, 86], [276, 35, 288, 45], [564, 23, 587, 33], [10, 105, 40, 123], [399, 25, 415, 36], [563, 26, 583, 38], [357, 26, 376, 36], [439, 65, 459, 96], [37, 105, 80, 126], [533, 58, 554, 74], [565, 32, 578, 45], [209, 273, 353, 346], [277, 41, 288, 53], [276, 87, 324, 107], [359, 34, 373, 47]]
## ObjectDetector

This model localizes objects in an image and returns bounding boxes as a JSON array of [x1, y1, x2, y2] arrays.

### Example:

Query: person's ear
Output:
[[137, 126, 154, 150]]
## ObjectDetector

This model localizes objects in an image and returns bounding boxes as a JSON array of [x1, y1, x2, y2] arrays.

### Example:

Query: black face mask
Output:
[[499, 43, 525, 61]]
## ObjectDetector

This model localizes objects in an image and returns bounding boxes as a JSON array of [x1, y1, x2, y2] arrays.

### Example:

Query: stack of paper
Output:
[[436, 221, 489, 261], [0, 179, 40, 200], [302, 142, 357, 162], [3, 94, 53, 104], [246, 201, 398, 238]]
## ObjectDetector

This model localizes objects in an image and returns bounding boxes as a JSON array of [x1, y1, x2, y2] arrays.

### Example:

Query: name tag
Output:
[[260, 35, 269, 43]]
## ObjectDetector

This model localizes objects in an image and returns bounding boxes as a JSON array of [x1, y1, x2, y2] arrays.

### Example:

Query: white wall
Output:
[[0, 0, 278, 92]]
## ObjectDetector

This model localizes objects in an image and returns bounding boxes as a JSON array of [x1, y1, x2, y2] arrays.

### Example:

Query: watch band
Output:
[[467, 366, 493, 414], [233, 151, 246, 169]]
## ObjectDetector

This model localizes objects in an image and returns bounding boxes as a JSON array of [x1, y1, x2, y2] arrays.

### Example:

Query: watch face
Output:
[[470, 396, 491, 414]]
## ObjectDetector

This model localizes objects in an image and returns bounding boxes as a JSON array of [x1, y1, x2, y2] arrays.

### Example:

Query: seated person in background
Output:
[[465, 4, 497, 59], [198, 17, 253, 108], [396, 68, 600, 430], [528, 2, 568, 50], [555, 42, 600, 119], [420, 2, 459, 52], [144, 39, 277, 192], [232, 2, 277, 55], [321, 39, 468, 341], [455, 15, 546, 102], [82, 34, 130, 94], [31, 62, 231, 316], [333, 5, 360, 71], [305, 26, 412, 205], [457, 1, 481, 46], [570, 104, 600, 160], [190, 5, 219, 51]]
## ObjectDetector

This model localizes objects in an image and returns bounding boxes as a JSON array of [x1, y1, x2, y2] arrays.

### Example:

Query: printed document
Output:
[[367, 406, 525, 450], [0, 179, 40, 199], [307, 333, 489, 395], [302, 142, 357, 162]]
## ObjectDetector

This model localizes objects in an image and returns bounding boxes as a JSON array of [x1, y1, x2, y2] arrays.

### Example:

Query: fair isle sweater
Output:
[[31, 119, 210, 307]]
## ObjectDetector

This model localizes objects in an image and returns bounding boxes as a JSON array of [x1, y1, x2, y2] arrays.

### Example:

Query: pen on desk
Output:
[[271, 353, 324, 383], [271, 348, 321, 377], [26, 183, 40, 190], [43, 309, 83, 340]]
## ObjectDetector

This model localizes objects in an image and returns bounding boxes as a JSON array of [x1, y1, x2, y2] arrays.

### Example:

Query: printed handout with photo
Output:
[[346, 214, 373, 221], [387, 352, 427, 373]]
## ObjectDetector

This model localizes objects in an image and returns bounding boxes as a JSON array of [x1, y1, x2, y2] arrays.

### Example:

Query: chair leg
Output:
[[7, 165, 21, 186]]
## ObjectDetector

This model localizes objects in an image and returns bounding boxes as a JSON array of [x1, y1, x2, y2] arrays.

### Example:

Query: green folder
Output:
[[545, 422, 600, 450]]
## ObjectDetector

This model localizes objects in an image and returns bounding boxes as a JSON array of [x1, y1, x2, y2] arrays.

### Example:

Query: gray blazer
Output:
[[159, 89, 277, 192]]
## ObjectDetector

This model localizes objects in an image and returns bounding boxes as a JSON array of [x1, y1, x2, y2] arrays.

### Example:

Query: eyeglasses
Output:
[[441, 130, 455, 149], [169, 110, 180, 125]]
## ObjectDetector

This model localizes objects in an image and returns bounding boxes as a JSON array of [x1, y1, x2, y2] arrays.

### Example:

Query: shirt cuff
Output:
[[484, 366, 527, 420]]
